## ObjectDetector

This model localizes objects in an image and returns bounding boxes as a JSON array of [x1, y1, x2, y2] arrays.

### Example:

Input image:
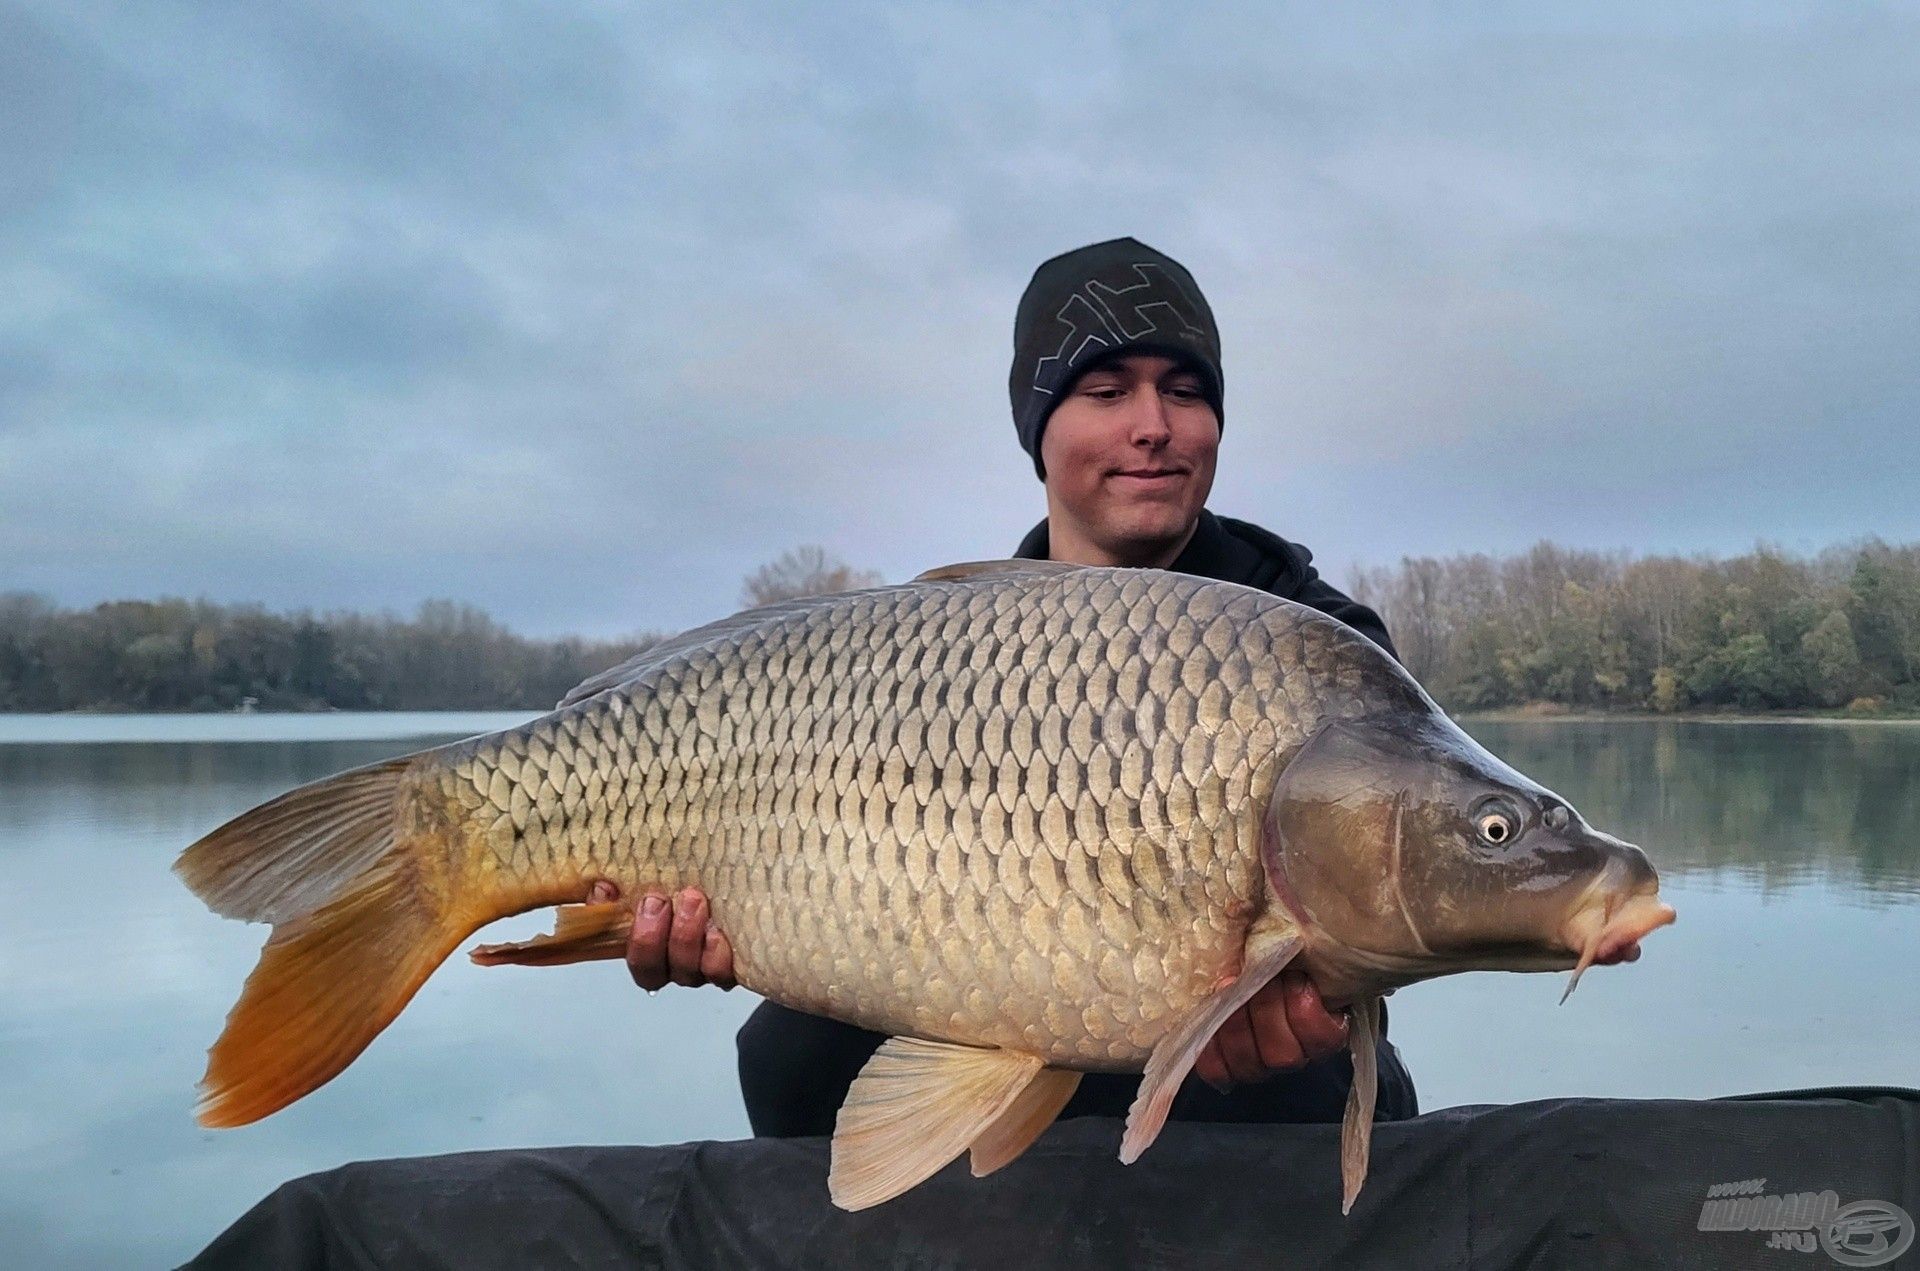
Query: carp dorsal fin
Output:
[[1120, 925, 1304, 1165], [1340, 995, 1383, 1214], [554, 591, 865, 709], [829, 1038, 1048, 1211], [968, 1067, 1082, 1177], [912, 559, 1086, 583], [561, 561, 1082, 707]]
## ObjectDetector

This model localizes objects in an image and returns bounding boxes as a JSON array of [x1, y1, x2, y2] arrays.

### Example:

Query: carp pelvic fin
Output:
[[1339, 995, 1383, 1215], [968, 1067, 1082, 1178], [829, 1039, 1048, 1211], [1120, 927, 1304, 1165], [471, 902, 634, 967]]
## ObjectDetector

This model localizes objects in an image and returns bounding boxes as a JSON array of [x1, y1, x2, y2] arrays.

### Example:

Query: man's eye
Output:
[[1164, 384, 1203, 401]]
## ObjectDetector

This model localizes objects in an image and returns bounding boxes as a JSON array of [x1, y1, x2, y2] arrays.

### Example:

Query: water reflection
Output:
[[0, 716, 757, 1269], [1, 715, 1915, 1266], [1469, 720, 1920, 900]]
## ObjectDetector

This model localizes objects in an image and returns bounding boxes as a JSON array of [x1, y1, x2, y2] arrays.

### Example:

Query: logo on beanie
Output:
[[1032, 262, 1207, 394]]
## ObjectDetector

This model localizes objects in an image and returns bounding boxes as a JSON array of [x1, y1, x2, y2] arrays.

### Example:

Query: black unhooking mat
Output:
[[186, 1088, 1918, 1271]]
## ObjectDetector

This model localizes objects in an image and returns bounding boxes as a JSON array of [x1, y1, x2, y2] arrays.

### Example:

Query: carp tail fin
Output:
[[175, 757, 472, 1128]]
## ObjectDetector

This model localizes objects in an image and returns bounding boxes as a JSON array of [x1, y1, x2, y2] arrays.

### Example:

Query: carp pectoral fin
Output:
[[968, 1067, 1082, 1178], [1120, 928, 1305, 1165], [829, 1038, 1047, 1211], [1340, 995, 1383, 1215], [469, 902, 633, 967]]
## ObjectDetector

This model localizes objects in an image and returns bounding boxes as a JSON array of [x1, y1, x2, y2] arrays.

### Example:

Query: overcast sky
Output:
[[4, 3, 1916, 636]]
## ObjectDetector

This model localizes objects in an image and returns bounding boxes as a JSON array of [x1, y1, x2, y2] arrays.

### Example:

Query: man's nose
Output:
[[1127, 391, 1173, 445]]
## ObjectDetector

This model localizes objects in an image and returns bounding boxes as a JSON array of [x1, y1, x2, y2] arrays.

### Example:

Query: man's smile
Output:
[[1109, 465, 1189, 490]]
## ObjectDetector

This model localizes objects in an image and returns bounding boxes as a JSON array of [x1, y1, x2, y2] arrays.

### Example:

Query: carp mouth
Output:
[[1558, 890, 1677, 1003]]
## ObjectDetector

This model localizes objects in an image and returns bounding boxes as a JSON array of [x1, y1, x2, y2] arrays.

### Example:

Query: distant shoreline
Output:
[[6, 706, 548, 716], [1459, 708, 1920, 725], [9, 705, 1917, 726]]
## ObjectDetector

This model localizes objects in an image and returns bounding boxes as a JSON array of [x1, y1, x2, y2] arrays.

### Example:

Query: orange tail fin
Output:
[[175, 757, 472, 1128]]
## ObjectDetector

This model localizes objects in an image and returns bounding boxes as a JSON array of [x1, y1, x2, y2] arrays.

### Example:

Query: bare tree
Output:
[[741, 546, 885, 607]]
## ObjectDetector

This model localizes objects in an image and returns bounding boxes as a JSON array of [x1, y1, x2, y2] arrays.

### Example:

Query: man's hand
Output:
[[586, 881, 737, 991], [1192, 971, 1349, 1090]]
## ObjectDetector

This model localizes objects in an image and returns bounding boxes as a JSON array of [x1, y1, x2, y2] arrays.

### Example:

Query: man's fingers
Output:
[[1193, 1040, 1233, 1093], [627, 892, 671, 991], [1281, 972, 1350, 1062], [1247, 978, 1306, 1073], [1188, 978, 1351, 1095], [700, 927, 737, 990], [1211, 1007, 1266, 1086], [666, 888, 710, 987], [623, 886, 732, 993], [587, 880, 619, 905]]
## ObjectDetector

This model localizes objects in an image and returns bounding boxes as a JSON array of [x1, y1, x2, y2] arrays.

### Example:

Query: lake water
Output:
[[3, 713, 1917, 1266]]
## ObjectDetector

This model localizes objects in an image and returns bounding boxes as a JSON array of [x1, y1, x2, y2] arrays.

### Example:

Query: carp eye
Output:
[[1473, 801, 1521, 847]]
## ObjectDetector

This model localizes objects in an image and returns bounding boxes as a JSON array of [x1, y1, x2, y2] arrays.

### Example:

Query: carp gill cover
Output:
[[177, 561, 1675, 1211]]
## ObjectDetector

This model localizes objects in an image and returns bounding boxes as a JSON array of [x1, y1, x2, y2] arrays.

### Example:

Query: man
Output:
[[593, 237, 1418, 1135]]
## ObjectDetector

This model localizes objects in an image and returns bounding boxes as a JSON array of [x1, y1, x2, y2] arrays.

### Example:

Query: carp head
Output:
[[1264, 715, 1675, 1002]]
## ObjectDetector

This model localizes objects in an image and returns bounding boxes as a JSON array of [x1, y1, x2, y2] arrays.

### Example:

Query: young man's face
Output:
[[1039, 353, 1219, 568]]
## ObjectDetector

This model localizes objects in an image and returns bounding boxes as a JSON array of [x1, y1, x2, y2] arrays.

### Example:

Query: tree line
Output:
[[1349, 539, 1920, 713], [0, 547, 876, 714], [0, 594, 664, 713], [6, 540, 1917, 714]]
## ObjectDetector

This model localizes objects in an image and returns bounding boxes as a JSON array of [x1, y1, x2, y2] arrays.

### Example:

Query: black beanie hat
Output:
[[1009, 237, 1224, 479]]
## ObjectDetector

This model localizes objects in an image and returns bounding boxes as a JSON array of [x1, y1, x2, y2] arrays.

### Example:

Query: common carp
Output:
[[177, 560, 1674, 1212]]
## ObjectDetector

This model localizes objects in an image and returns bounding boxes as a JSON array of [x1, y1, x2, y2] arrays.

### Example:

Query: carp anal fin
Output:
[[1120, 928, 1304, 1164], [1340, 995, 1383, 1215], [969, 1067, 1082, 1178], [830, 1038, 1049, 1211], [470, 901, 633, 967]]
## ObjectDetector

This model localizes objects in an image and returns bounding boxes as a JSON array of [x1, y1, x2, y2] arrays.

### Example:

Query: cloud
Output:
[[4, 2, 1916, 635]]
